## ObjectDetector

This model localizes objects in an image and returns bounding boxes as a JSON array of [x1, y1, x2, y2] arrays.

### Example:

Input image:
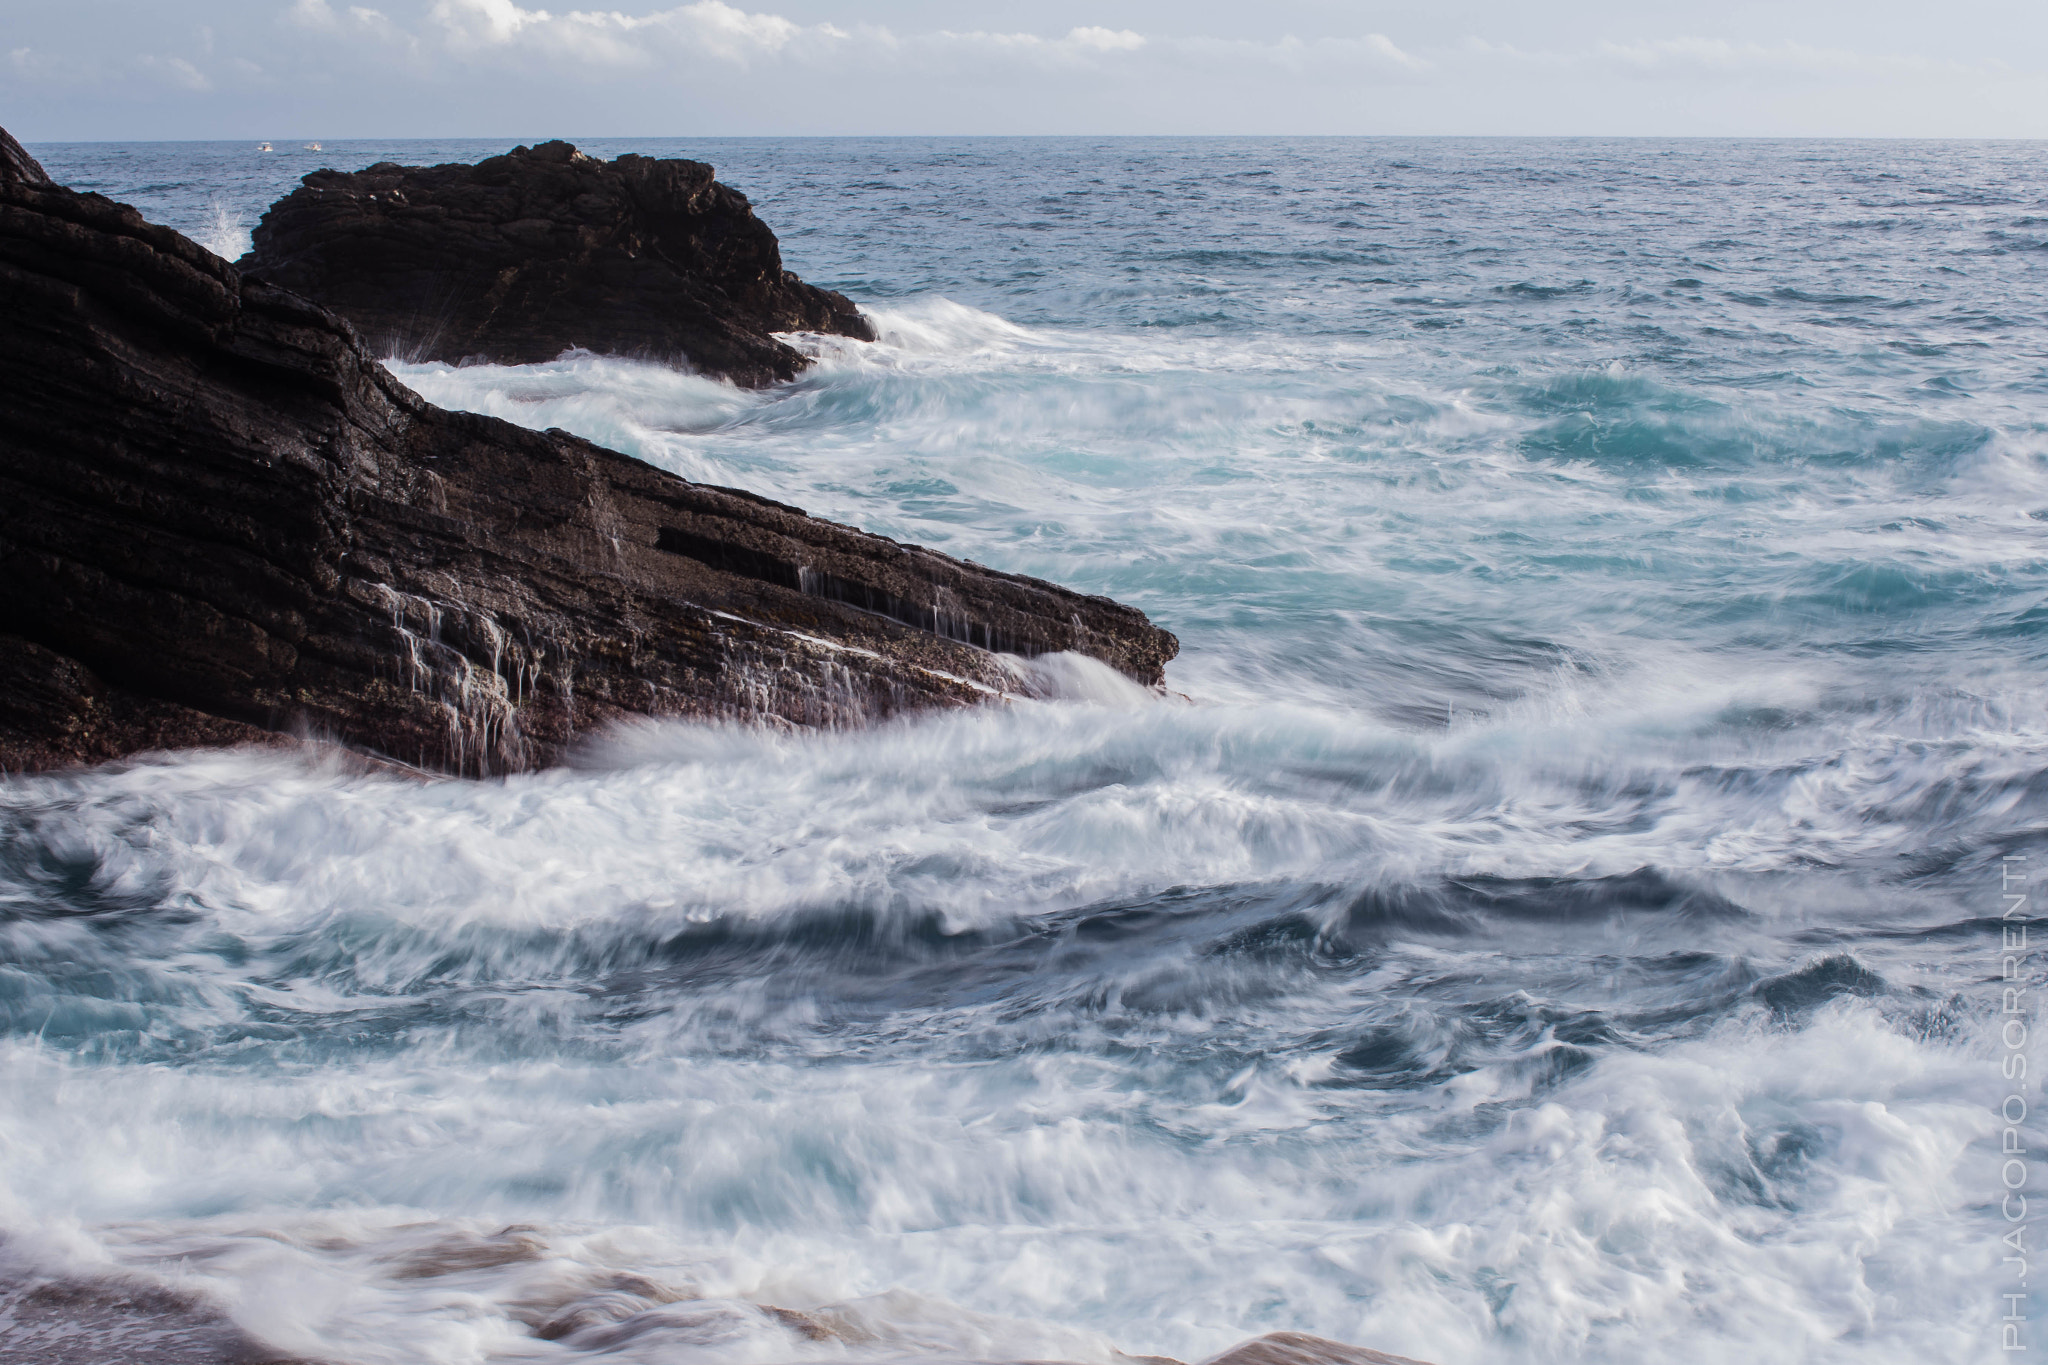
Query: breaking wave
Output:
[[8, 133, 2045, 1365]]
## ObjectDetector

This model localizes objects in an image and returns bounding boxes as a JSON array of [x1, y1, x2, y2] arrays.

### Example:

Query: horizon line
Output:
[[22, 131, 2048, 145]]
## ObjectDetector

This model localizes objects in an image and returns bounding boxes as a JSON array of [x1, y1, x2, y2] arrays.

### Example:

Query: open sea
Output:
[[5, 136, 2048, 1365]]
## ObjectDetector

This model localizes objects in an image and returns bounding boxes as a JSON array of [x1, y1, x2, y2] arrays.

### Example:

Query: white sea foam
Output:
[[0, 668, 2028, 1361], [18, 291, 2046, 1363], [388, 351, 758, 486], [14, 139, 2048, 1365]]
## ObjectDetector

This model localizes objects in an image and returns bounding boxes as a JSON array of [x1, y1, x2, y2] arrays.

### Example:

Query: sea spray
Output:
[[7, 133, 2044, 1365]]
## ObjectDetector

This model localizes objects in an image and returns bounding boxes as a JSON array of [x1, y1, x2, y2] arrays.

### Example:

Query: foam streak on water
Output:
[[7, 136, 2048, 1365]]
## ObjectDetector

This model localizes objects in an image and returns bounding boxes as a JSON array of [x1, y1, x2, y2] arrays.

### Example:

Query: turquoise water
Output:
[[4, 137, 2047, 1364]]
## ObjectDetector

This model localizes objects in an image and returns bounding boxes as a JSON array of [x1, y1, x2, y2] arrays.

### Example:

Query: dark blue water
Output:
[[5, 137, 2046, 1365]]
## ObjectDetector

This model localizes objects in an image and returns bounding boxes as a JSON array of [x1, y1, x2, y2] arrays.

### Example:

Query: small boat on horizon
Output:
[[256, 142, 273, 152], [304, 142, 322, 151]]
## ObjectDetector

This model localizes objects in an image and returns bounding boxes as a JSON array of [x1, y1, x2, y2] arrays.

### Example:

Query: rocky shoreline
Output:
[[0, 133, 1441, 1365], [0, 1263, 1434, 1365], [0, 129, 1175, 775]]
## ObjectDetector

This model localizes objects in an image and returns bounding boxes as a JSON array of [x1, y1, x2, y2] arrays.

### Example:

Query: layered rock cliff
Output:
[[0, 129, 1176, 775], [239, 140, 876, 386]]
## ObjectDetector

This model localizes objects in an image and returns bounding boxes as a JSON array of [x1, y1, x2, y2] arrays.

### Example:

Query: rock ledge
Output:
[[0, 128, 1176, 775]]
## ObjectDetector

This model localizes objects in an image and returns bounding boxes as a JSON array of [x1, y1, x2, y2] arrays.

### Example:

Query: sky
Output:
[[3, 0, 2046, 140]]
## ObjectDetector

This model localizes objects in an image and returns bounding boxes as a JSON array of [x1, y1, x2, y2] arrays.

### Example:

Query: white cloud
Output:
[[9, 0, 2041, 136], [662, 0, 805, 53], [419, 0, 811, 63], [7, 44, 111, 87], [288, 0, 341, 29], [286, 0, 421, 62], [257, 0, 1456, 85], [1595, 36, 1968, 79], [136, 54, 213, 90], [430, 0, 548, 44], [284, 0, 1170, 77], [1066, 27, 1144, 53], [1465, 34, 1980, 84], [1361, 33, 1427, 72], [250, 0, 1971, 101], [1171, 30, 1430, 79]]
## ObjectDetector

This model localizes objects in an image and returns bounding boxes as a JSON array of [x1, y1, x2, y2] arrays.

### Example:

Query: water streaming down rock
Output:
[[0, 128, 1176, 775], [1, 133, 2041, 1365]]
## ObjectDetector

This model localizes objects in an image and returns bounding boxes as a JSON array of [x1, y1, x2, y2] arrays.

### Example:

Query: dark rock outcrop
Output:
[[238, 140, 875, 387], [0, 131, 1176, 776], [1199, 1332, 1436, 1365], [0, 1270, 310, 1365], [1, 127, 50, 188], [0, 1268, 1427, 1365]]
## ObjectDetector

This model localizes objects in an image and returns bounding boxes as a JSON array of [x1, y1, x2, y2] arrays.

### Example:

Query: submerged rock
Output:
[[0, 1270, 1431, 1365], [1200, 1332, 1437, 1365], [0, 129, 1176, 775], [0, 1269, 310, 1365], [238, 139, 876, 387]]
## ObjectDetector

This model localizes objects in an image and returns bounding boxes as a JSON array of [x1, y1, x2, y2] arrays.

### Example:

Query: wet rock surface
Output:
[[0, 129, 1176, 775], [0, 1273, 311, 1365], [1199, 1331, 1437, 1365], [238, 139, 876, 387], [0, 1268, 1429, 1365]]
